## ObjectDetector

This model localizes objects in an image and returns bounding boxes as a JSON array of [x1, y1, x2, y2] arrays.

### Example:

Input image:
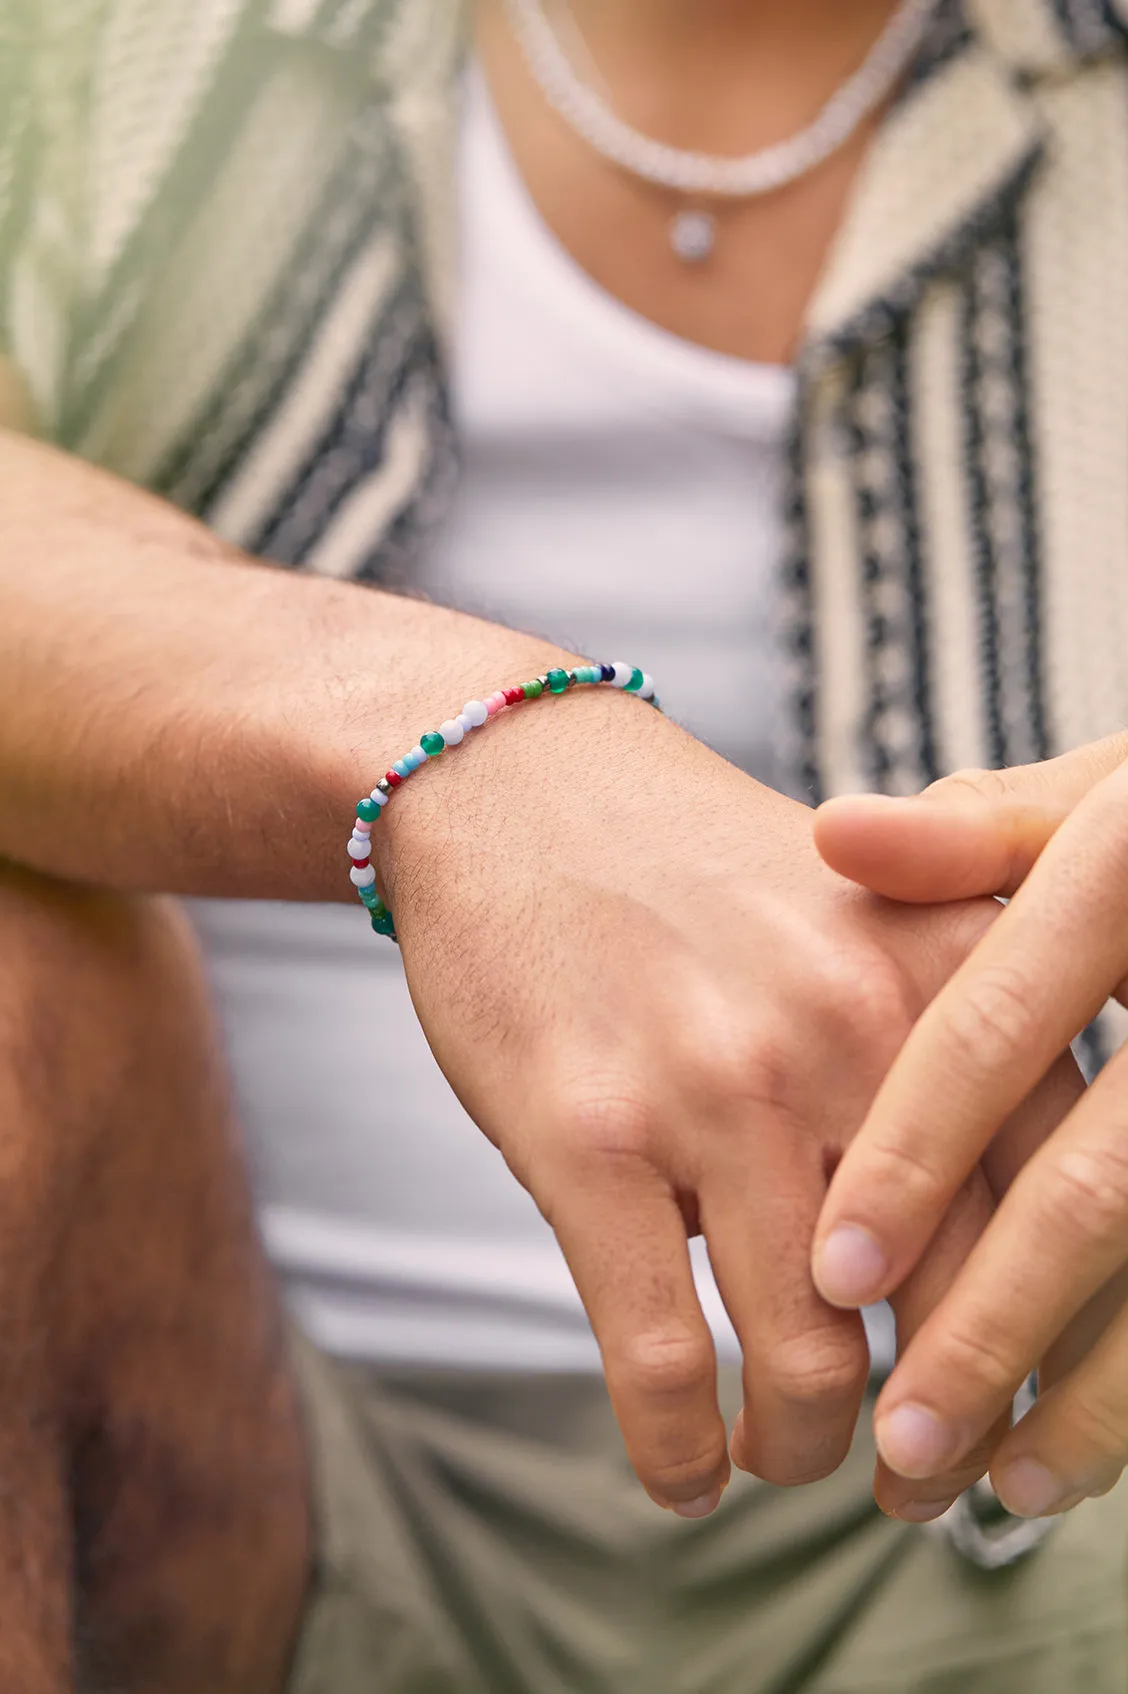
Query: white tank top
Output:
[[189, 67, 796, 1370]]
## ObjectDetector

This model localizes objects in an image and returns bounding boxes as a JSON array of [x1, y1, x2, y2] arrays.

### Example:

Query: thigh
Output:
[[288, 1348, 1128, 1694], [286, 1350, 896, 1694], [804, 1478, 1128, 1694]]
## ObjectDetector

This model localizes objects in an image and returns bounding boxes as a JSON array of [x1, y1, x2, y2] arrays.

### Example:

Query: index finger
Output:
[[812, 763, 1128, 1312]]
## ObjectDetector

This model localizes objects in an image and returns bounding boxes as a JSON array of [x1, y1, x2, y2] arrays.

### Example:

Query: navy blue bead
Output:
[[600, 663, 614, 681]]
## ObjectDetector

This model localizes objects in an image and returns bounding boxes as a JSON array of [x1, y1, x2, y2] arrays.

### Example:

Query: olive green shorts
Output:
[[285, 1329, 1128, 1694]]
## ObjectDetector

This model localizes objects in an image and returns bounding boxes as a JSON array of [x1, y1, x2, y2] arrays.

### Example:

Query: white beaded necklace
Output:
[[504, 0, 937, 263]]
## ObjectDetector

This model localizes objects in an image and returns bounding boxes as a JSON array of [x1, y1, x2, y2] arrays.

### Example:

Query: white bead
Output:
[[456, 713, 474, 734], [439, 718, 465, 746], [462, 700, 489, 727], [348, 834, 370, 857], [506, 0, 936, 199], [639, 673, 656, 700], [610, 661, 633, 688], [349, 864, 376, 888], [369, 788, 389, 806]]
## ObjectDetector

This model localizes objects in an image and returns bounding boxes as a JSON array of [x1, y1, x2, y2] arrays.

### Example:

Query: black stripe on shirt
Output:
[[960, 268, 1006, 769]]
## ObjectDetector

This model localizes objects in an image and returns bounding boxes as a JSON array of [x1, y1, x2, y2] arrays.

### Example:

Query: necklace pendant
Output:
[[669, 208, 716, 264]]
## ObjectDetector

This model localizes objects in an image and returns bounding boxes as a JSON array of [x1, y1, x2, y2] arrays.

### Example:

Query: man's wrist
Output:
[[323, 621, 580, 902]]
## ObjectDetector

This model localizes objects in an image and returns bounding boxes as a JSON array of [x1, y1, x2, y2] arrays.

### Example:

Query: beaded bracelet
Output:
[[347, 661, 659, 942]]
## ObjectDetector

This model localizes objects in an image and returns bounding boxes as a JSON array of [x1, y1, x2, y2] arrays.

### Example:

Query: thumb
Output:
[[813, 732, 1128, 904]]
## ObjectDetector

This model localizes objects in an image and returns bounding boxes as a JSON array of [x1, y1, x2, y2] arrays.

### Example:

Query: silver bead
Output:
[[669, 210, 716, 264]]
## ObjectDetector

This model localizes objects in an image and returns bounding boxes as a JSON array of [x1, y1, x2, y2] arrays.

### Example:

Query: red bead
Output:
[[504, 687, 523, 705], [385, 770, 402, 788], [350, 855, 370, 868]]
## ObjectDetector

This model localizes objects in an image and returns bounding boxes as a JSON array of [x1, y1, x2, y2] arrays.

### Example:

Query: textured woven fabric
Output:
[[2, 0, 1128, 790], [0, 0, 463, 582]]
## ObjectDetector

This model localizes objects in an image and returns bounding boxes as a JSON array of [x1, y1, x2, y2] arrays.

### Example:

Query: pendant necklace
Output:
[[505, 0, 937, 265]]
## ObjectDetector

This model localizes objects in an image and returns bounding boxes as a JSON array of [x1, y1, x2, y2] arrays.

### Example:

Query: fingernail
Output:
[[994, 1459, 1070, 1519], [876, 1403, 960, 1479], [895, 1496, 959, 1523], [670, 1490, 722, 1520], [814, 1226, 888, 1306]]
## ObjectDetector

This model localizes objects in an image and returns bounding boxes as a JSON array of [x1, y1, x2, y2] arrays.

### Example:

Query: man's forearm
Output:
[[0, 431, 568, 900]]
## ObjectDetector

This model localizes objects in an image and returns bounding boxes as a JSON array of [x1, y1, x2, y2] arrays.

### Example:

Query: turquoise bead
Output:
[[356, 797, 379, 823], [624, 667, 645, 692], [421, 731, 445, 757], [577, 666, 594, 683], [393, 759, 411, 777]]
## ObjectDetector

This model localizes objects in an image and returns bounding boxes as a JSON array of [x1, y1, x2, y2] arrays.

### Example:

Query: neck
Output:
[[539, 0, 908, 155], [565, 0, 903, 55]]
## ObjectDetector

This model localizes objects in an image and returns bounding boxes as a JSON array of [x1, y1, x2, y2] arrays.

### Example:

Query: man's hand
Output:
[[0, 433, 1080, 1518], [373, 694, 1078, 1517], [812, 737, 1128, 1520]]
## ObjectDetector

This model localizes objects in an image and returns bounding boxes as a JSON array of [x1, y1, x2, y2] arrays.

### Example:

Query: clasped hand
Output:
[[813, 732, 1128, 1521], [381, 696, 1101, 1519]]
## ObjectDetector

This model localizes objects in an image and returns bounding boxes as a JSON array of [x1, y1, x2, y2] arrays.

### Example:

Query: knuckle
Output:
[[671, 1000, 797, 1117], [864, 1130, 948, 1205], [555, 1089, 656, 1167], [766, 1330, 869, 1411], [942, 963, 1035, 1070], [705, 1035, 795, 1121], [618, 1327, 715, 1402], [844, 959, 915, 1044], [1058, 1393, 1128, 1462], [929, 1314, 1021, 1400], [930, 767, 1010, 805], [644, 1448, 728, 1503], [753, 1440, 852, 1488], [1048, 1143, 1128, 1240], [818, 945, 912, 1032]]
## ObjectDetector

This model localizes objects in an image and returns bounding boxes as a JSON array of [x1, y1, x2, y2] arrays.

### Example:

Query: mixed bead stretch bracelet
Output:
[[347, 661, 660, 942]]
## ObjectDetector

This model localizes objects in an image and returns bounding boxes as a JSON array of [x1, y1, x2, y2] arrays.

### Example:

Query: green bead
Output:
[[624, 667, 645, 692], [370, 911, 396, 937], [522, 678, 544, 699], [356, 797, 379, 822], [546, 668, 570, 694], [421, 731, 445, 757]]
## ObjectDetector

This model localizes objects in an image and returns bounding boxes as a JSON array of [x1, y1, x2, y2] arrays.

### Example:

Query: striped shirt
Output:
[[3, 0, 1128, 840]]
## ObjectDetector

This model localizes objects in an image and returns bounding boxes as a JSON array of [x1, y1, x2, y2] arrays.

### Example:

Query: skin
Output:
[[0, 866, 309, 1690], [812, 736, 1128, 1519]]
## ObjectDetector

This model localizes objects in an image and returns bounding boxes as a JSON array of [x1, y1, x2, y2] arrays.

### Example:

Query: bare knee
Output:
[[0, 861, 252, 1341], [0, 865, 310, 1692]]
